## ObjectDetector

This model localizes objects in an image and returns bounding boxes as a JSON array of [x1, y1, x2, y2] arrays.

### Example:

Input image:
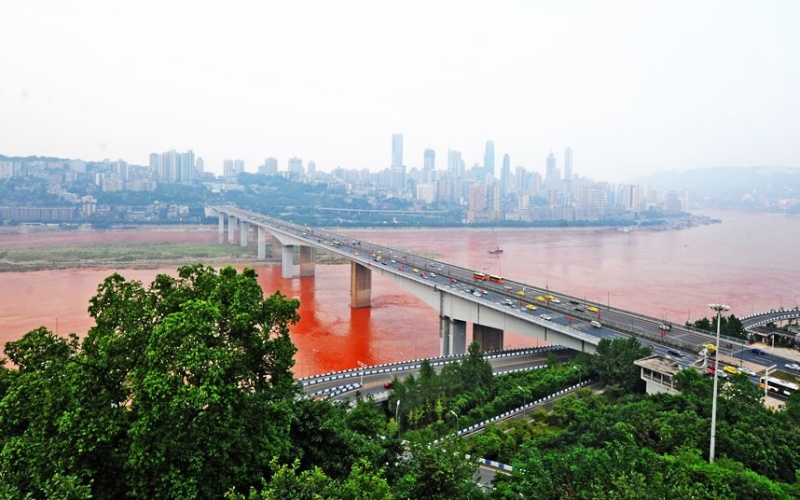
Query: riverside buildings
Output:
[[0, 136, 688, 223]]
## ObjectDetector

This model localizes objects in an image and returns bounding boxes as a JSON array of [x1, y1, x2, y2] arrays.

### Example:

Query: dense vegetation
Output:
[[689, 313, 748, 341], [2, 265, 800, 498]]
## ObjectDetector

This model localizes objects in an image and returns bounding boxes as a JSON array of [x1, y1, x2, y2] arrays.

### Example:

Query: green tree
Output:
[[590, 336, 651, 394]]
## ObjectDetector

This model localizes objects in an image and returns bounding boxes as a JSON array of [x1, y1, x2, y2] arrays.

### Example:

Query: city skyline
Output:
[[1, 2, 799, 183]]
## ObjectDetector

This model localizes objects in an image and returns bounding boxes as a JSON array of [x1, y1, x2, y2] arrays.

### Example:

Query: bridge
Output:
[[205, 205, 734, 358], [742, 309, 800, 330]]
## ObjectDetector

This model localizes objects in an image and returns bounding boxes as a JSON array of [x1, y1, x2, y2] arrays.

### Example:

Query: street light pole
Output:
[[356, 360, 367, 389], [517, 385, 528, 418], [708, 303, 730, 464], [574, 366, 582, 385], [450, 410, 459, 433], [395, 400, 401, 429]]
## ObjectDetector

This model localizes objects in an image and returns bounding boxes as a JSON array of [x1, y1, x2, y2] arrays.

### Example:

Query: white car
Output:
[[785, 363, 800, 372], [539, 314, 553, 321], [738, 366, 757, 377]]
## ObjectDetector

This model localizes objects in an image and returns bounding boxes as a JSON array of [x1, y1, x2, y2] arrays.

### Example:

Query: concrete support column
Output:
[[239, 221, 249, 247], [450, 319, 467, 356], [227, 215, 236, 245], [440, 316, 451, 357], [281, 245, 294, 279], [299, 246, 315, 276], [218, 214, 225, 244], [473, 324, 504, 353], [257, 227, 267, 260], [350, 262, 372, 308]]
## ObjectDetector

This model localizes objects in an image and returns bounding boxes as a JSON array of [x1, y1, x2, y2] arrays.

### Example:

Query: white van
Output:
[[590, 320, 602, 328]]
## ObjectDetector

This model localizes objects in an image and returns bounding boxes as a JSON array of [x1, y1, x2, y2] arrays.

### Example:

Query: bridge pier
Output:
[[239, 221, 249, 247], [473, 324, 504, 352], [299, 246, 315, 276], [218, 213, 225, 244], [281, 245, 294, 279], [227, 215, 236, 245], [440, 316, 467, 356], [350, 262, 372, 308], [257, 227, 267, 260]]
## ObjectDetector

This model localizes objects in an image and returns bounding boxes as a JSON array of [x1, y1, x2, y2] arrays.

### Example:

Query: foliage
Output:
[[590, 336, 651, 395], [692, 313, 747, 340], [0, 265, 303, 498]]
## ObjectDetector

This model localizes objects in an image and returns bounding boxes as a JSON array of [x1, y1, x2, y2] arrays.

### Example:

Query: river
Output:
[[1, 211, 798, 375]]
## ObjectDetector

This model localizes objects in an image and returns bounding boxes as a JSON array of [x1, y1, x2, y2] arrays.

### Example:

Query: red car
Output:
[[384, 381, 393, 389]]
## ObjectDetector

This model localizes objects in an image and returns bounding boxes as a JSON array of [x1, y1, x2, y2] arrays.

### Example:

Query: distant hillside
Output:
[[631, 166, 800, 211]]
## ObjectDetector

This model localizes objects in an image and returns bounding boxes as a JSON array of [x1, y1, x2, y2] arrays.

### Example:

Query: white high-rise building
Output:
[[391, 133, 403, 168]]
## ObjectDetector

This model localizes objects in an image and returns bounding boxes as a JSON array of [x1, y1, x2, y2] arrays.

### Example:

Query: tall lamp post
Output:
[[450, 410, 459, 433], [357, 360, 367, 389], [708, 302, 730, 464], [517, 385, 528, 418], [395, 400, 401, 429], [574, 365, 582, 385]]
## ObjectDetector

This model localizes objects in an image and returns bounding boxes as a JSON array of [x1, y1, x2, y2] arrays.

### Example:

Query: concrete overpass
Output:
[[207, 205, 607, 355], [205, 205, 731, 359], [742, 309, 800, 330]]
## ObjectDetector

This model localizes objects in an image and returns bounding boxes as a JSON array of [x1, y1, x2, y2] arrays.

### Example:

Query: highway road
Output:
[[215, 206, 796, 378], [301, 347, 578, 401]]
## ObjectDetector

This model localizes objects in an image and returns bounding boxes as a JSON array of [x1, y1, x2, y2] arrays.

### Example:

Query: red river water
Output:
[[1, 211, 798, 376]]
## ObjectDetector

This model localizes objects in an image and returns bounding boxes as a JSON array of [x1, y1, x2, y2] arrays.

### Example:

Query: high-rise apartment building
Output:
[[288, 158, 304, 178], [259, 157, 278, 175], [223, 159, 244, 183], [422, 148, 435, 183], [447, 150, 464, 177]]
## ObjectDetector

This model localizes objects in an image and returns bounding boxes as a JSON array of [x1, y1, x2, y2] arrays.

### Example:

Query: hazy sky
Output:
[[1, 1, 798, 183]]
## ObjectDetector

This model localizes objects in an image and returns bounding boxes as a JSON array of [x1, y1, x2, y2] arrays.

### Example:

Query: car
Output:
[[526, 304, 537, 311], [751, 348, 766, 355], [412, 268, 419, 273], [535, 296, 546, 302], [590, 320, 602, 328], [539, 314, 552, 321], [473, 291, 482, 297], [714, 369, 728, 378], [667, 348, 684, 358], [504, 299, 514, 306], [569, 300, 580, 305], [480, 289, 488, 294], [739, 366, 758, 377], [722, 365, 739, 375], [545, 294, 555, 300], [429, 273, 436, 278], [551, 298, 561, 303], [786, 363, 800, 371], [587, 306, 599, 313], [516, 290, 526, 297], [384, 381, 393, 389], [573, 305, 584, 311], [701, 343, 717, 352]]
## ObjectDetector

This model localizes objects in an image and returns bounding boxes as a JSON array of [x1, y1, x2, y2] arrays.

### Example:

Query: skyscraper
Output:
[[545, 153, 559, 189], [391, 134, 405, 191], [500, 153, 511, 195], [483, 140, 495, 179], [422, 148, 435, 183], [391, 133, 403, 168], [563, 147, 573, 181]]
